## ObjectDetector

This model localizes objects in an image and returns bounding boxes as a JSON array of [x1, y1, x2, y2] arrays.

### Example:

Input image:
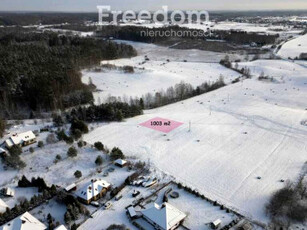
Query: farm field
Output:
[[82, 41, 242, 103], [84, 58, 307, 223], [278, 33, 307, 59]]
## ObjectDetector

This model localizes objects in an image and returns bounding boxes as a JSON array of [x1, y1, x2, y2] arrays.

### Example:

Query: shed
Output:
[[1, 187, 15, 197], [114, 159, 128, 168], [64, 183, 77, 192], [211, 219, 221, 229], [127, 206, 137, 219]]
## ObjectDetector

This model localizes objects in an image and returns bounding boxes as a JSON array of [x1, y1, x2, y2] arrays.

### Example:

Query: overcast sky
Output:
[[1, 0, 307, 12]]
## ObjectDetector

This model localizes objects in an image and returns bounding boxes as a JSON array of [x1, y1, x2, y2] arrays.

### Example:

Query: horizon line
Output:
[[1, 9, 307, 14]]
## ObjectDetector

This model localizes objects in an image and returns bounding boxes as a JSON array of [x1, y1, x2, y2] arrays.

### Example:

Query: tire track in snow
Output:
[[228, 124, 291, 200]]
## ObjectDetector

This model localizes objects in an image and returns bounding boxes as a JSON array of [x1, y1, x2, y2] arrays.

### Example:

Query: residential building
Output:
[[0, 199, 8, 214], [0, 212, 47, 230], [76, 179, 111, 204], [4, 131, 36, 149], [141, 202, 186, 230]]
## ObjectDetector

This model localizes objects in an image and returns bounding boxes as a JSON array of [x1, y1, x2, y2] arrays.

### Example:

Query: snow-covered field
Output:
[[82, 41, 241, 103], [278, 33, 307, 59], [84, 59, 307, 223]]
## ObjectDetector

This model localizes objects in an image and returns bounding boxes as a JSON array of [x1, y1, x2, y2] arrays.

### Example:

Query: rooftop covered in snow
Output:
[[76, 179, 111, 201], [141, 202, 186, 230], [0, 211, 47, 230]]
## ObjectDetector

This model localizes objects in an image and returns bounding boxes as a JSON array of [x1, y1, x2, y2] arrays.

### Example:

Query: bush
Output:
[[65, 136, 74, 145], [74, 170, 82, 178], [9, 145, 22, 155], [29, 147, 34, 153], [3, 146, 26, 169], [110, 147, 125, 160], [95, 156, 103, 165], [72, 129, 82, 140], [77, 141, 84, 148], [67, 146, 78, 158], [18, 175, 32, 187], [46, 133, 57, 144], [266, 179, 307, 224], [56, 154, 61, 160], [57, 129, 74, 144], [37, 141, 44, 148], [71, 119, 88, 134], [94, 142, 104, 151], [53, 115, 64, 127], [123, 65, 134, 73]]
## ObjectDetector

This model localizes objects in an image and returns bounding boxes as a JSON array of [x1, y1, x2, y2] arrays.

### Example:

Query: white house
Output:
[[76, 179, 111, 204], [141, 202, 186, 230], [4, 131, 36, 148], [0, 212, 47, 230], [0, 199, 8, 214]]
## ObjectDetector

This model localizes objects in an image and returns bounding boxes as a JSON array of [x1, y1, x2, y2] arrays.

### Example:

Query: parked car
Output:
[[103, 202, 112, 210], [132, 190, 140, 197], [115, 194, 123, 201], [108, 167, 115, 173]]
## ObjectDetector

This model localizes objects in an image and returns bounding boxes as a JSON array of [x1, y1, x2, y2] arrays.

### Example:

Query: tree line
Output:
[[68, 102, 143, 122], [266, 174, 307, 226], [0, 29, 136, 118], [95, 25, 278, 46], [108, 77, 226, 110]]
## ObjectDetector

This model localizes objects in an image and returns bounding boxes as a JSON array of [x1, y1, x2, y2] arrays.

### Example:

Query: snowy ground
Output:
[[84, 59, 307, 224], [30, 198, 67, 226], [140, 183, 239, 230], [82, 41, 242, 103], [278, 33, 307, 59]]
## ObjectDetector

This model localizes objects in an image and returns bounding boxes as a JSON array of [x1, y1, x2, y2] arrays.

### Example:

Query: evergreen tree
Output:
[[67, 147, 78, 158], [95, 156, 103, 165], [74, 170, 82, 178], [0, 118, 5, 137]]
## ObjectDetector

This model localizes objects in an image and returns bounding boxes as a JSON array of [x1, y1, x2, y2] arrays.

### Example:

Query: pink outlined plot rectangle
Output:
[[139, 117, 183, 133]]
